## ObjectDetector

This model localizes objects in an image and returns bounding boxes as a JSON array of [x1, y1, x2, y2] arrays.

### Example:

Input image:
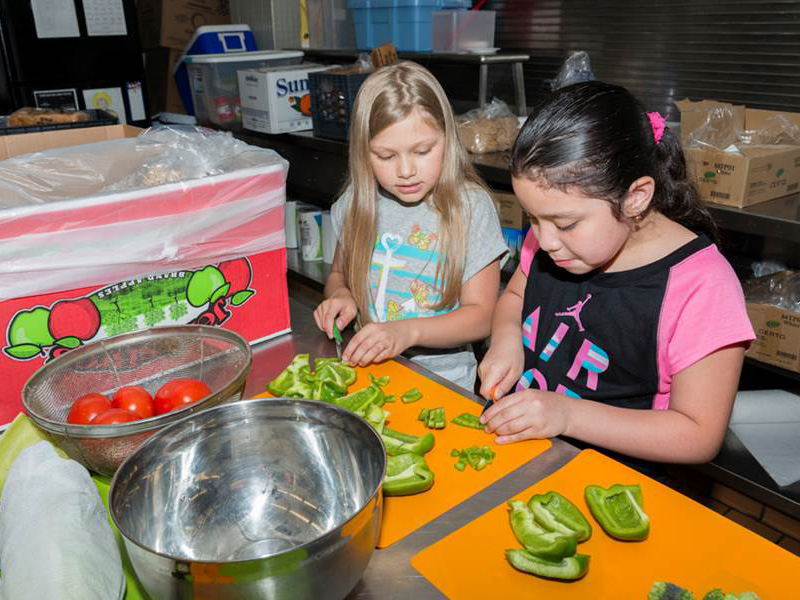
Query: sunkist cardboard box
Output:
[[745, 271, 800, 374], [677, 99, 800, 208], [0, 125, 290, 425], [238, 64, 329, 134], [137, 0, 230, 50], [492, 191, 529, 272]]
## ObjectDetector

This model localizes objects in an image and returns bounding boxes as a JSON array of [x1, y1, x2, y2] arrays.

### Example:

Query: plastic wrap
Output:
[[457, 98, 520, 154], [686, 107, 800, 152], [551, 51, 596, 90], [0, 126, 288, 301], [743, 270, 800, 313], [0, 442, 124, 599]]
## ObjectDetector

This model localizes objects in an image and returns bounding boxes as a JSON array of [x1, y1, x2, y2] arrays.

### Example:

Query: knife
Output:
[[480, 385, 498, 416], [333, 321, 343, 360]]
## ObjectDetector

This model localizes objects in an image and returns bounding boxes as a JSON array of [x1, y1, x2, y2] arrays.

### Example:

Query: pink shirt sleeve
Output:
[[520, 229, 539, 276], [653, 244, 755, 409]]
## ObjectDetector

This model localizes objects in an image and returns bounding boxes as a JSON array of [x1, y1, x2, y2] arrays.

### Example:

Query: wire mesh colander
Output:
[[22, 325, 252, 476]]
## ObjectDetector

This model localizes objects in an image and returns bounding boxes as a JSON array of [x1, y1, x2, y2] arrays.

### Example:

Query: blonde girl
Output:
[[313, 61, 507, 390]]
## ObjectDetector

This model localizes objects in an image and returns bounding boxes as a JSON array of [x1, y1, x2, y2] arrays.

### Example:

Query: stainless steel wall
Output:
[[469, 0, 800, 118]]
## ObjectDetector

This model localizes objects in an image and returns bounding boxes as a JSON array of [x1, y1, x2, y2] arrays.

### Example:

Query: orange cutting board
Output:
[[411, 449, 800, 598], [256, 359, 550, 548]]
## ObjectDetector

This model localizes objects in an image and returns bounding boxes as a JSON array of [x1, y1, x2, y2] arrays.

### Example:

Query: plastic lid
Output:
[[184, 50, 304, 64]]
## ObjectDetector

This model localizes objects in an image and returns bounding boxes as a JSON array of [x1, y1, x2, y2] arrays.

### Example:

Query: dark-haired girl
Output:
[[478, 81, 754, 470]]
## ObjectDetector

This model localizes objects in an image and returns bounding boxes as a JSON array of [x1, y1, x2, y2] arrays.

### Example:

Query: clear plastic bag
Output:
[[0, 442, 124, 599], [743, 270, 800, 313], [551, 51, 596, 91], [457, 98, 520, 154], [686, 106, 800, 152]]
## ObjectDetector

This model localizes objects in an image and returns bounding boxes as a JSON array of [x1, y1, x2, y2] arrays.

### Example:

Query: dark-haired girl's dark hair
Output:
[[510, 81, 719, 244]]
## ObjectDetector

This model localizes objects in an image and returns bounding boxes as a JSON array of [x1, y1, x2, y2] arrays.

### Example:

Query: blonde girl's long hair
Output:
[[341, 61, 486, 324]]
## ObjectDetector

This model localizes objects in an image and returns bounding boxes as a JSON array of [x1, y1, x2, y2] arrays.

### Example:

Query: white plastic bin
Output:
[[185, 50, 304, 130], [431, 10, 495, 52]]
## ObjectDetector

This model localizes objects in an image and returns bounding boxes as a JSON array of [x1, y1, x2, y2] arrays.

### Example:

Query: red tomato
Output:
[[92, 408, 137, 425], [67, 393, 112, 425], [112, 386, 153, 419], [154, 378, 211, 415]]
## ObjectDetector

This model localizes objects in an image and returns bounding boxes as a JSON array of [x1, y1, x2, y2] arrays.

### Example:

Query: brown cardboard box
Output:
[[137, 0, 230, 50], [0, 125, 141, 160], [493, 191, 525, 229], [677, 99, 800, 208], [746, 302, 800, 374], [145, 48, 186, 115]]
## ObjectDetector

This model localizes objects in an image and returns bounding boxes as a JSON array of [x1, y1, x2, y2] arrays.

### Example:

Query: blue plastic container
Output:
[[174, 25, 258, 116], [347, 0, 470, 51]]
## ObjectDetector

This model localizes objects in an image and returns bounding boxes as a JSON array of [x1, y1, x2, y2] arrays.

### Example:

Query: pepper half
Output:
[[507, 501, 578, 561], [451, 412, 484, 430], [381, 428, 435, 456], [584, 484, 649, 541], [528, 491, 592, 542], [383, 453, 434, 496], [505, 549, 590, 581]]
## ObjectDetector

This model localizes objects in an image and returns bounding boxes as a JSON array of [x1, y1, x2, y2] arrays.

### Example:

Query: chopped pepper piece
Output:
[[381, 428, 435, 456], [315, 360, 357, 388], [368, 373, 391, 387], [335, 383, 384, 413], [384, 395, 396, 403], [400, 387, 423, 404], [528, 491, 592, 542], [383, 453, 434, 496], [505, 549, 589, 581], [507, 501, 577, 561], [311, 379, 346, 403], [267, 354, 314, 397], [451, 412, 484, 430], [584, 484, 649, 541], [452, 445, 495, 471]]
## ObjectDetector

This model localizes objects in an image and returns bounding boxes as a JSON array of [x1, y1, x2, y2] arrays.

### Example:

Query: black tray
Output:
[[0, 109, 118, 135]]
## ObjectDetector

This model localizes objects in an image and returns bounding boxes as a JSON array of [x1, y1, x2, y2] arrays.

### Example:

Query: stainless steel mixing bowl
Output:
[[22, 325, 252, 476], [109, 398, 386, 600]]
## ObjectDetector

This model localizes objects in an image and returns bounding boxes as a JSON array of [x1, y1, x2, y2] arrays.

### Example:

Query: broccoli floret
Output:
[[649, 582, 695, 600], [702, 590, 726, 600]]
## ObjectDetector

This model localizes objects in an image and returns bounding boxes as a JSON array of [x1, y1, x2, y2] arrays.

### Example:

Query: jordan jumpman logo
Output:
[[555, 293, 592, 332]]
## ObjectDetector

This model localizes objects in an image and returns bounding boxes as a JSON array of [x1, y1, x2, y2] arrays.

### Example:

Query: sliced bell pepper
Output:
[[505, 549, 590, 581], [451, 412, 484, 430], [452, 445, 495, 471], [381, 428, 435, 456], [267, 353, 312, 397], [383, 453, 434, 496], [311, 379, 346, 403], [400, 387, 423, 404], [363, 404, 388, 434], [528, 491, 592, 542], [584, 484, 649, 541], [368, 373, 391, 387], [314, 360, 357, 388], [507, 501, 578, 560], [336, 383, 384, 413]]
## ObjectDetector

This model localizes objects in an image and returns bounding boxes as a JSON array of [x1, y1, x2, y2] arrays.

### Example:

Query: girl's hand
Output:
[[313, 291, 357, 338], [477, 339, 525, 401], [342, 321, 415, 366], [480, 389, 572, 444]]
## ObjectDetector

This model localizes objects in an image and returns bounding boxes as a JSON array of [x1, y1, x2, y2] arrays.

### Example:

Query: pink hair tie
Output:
[[647, 111, 666, 144]]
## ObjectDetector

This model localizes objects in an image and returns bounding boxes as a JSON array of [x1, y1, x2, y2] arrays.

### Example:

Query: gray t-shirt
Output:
[[331, 185, 507, 391]]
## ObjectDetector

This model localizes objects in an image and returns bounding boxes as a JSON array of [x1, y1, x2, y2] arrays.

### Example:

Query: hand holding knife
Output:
[[481, 385, 498, 416]]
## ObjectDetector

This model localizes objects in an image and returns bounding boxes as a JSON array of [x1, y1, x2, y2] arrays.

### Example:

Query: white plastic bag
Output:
[[0, 442, 124, 600]]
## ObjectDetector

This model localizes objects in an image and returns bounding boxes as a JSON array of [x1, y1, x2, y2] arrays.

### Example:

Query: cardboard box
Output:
[[677, 99, 800, 208], [745, 302, 800, 374], [0, 123, 289, 425], [145, 48, 186, 115], [137, 0, 230, 50], [493, 191, 525, 229], [239, 64, 328, 134]]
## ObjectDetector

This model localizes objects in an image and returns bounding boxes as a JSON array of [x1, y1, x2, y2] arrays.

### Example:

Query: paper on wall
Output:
[[31, 0, 80, 39], [83, 0, 127, 36], [729, 389, 800, 487]]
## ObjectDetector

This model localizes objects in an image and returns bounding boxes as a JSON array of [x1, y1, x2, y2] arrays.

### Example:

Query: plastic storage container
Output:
[[347, 0, 470, 51], [431, 10, 496, 52], [174, 25, 258, 117], [309, 69, 370, 140], [185, 50, 304, 130], [308, 0, 356, 49]]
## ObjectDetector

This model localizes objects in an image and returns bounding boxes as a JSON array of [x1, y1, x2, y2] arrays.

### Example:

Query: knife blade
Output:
[[480, 385, 498, 416], [333, 321, 343, 360]]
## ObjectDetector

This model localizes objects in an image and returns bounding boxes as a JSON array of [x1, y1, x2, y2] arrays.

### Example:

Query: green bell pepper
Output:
[[528, 491, 592, 542], [418, 407, 446, 429], [451, 412, 484, 430], [336, 383, 384, 413], [310, 379, 347, 403], [505, 549, 590, 581], [383, 453, 434, 496], [584, 484, 649, 541], [452, 445, 495, 471], [368, 373, 391, 387], [400, 387, 423, 404], [267, 354, 312, 397], [507, 501, 578, 561], [363, 404, 388, 434], [315, 360, 357, 388], [381, 428, 435, 456]]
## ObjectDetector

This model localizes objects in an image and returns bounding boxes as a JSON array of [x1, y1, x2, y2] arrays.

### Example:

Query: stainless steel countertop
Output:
[[244, 290, 579, 598]]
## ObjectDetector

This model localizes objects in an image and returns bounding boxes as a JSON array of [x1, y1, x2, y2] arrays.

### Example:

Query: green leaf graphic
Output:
[[3, 344, 42, 359], [231, 290, 254, 306], [55, 337, 81, 349], [209, 283, 231, 305]]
